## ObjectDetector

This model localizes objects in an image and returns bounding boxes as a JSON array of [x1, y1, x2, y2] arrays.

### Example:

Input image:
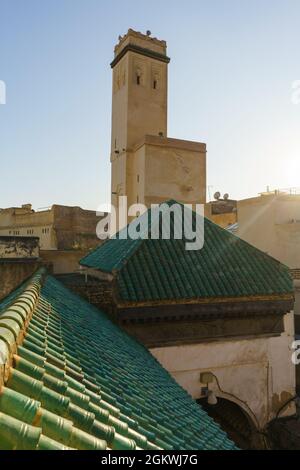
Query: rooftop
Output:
[[80, 201, 294, 305], [0, 268, 236, 450]]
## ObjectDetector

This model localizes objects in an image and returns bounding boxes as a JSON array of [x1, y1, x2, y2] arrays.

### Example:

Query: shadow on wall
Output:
[[197, 397, 266, 450]]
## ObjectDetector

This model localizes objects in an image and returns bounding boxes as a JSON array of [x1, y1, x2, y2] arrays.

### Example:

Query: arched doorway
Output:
[[197, 396, 263, 449]]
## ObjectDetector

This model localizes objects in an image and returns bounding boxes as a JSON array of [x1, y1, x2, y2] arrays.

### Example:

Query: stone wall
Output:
[[40, 250, 87, 274], [55, 273, 114, 313], [52, 205, 103, 251], [0, 236, 39, 259]]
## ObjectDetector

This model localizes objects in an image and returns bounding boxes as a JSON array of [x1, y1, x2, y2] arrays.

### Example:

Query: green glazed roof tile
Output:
[[80, 201, 293, 303], [0, 268, 237, 450]]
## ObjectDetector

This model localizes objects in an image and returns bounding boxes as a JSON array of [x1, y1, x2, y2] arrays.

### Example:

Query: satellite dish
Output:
[[146, 30, 151, 36], [214, 191, 221, 200], [223, 193, 229, 200]]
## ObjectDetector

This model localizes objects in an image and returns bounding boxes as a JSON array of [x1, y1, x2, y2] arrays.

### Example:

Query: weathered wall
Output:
[[206, 211, 237, 228], [56, 274, 114, 313], [52, 205, 102, 251], [0, 261, 40, 300], [204, 199, 237, 229], [144, 137, 206, 207], [150, 312, 296, 429], [0, 236, 39, 259], [0, 205, 102, 251], [40, 250, 86, 274], [0, 207, 56, 250]]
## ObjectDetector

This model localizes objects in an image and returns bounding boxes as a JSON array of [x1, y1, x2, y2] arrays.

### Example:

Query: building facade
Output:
[[110, 29, 206, 215], [205, 196, 237, 228], [0, 204, 103, 273], [0, 236, 41, 301], [236, 190, 300, 321]]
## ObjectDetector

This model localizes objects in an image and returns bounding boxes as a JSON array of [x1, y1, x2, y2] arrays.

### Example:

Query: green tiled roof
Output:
[[0, 269, 236, 450], [80, 201, 293, 303]]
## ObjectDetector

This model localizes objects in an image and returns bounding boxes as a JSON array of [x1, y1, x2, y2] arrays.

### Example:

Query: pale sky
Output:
[[1, 0, 300, 210]]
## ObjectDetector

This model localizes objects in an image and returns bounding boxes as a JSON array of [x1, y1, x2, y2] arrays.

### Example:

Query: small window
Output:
[[114, 138, 117, 149], [137, 174, 139, 183], [136, 75, 140, 85], [153, 80, 157, 89]]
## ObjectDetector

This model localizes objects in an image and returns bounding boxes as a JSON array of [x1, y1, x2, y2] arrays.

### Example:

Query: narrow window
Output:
[[136, 75, 140, 85], [153, 80, 157, 89], [137, 174, 139, 183], [114, 138, 117, 149]]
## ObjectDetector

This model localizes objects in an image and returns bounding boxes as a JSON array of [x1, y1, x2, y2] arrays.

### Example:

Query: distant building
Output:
[[0, 204, 103, 273], [110, 29, 206, 217], [235, 189, 300, 324], [205, 194, 237, 228]]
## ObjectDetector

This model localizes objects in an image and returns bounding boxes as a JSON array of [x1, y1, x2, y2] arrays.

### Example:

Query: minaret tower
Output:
[[110, 29, 170, 209], [110, 29, 206, 214]]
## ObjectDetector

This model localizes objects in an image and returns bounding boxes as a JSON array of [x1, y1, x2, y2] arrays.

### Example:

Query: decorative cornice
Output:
[[116, 297, 294, 324], [116, 292, 294, 309], [111, 44, 170, 68]]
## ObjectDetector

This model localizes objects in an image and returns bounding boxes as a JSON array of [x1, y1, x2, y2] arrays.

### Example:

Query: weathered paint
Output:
[[0, 237, 39, 259]]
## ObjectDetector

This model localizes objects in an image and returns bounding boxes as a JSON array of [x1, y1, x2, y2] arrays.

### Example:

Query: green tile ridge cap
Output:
[[0, 269, 238, 450], [0, 268, 46, 384]]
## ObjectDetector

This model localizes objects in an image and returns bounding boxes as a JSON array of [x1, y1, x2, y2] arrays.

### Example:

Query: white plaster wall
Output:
[[150, 312, 296, 429]]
